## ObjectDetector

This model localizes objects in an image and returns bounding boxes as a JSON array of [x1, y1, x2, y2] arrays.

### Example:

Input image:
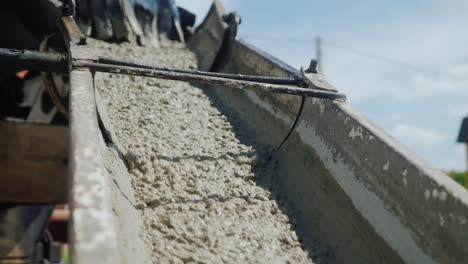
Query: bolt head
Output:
[[77, 36, 87, 45], [308, 60, 319, 73]]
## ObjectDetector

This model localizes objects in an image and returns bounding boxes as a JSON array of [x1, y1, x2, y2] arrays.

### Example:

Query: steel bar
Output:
[[73, 61, 346, 100], [0, 47, 344, 99], [0, 47, 301, 85], [98, 56, 303, 85], [0, 48, 68, 73]]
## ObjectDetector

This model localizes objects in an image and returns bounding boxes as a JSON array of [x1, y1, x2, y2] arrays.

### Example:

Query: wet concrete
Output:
[[93, 39, 322, 263]]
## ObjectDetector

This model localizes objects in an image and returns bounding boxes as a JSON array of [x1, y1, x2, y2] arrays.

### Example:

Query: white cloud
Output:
[[328, 60, 468, 103], [436, 144, 466, 171], [455, 144, 465, 155], [391, 124, 445, 146], [244, 33, 468, 103], [402, 64, 468, 99], [329, 1, 468, 67], [390, 112, 412, 122], [237, 1, 468, 103], [346, 8, 468, 102], [448, 104, 468, 118]]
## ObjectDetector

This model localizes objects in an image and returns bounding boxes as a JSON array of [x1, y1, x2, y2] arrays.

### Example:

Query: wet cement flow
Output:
[[93, 39, 321, 263]]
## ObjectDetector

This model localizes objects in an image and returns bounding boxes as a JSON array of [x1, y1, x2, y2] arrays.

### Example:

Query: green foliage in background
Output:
[[448, 171, 467, 188]]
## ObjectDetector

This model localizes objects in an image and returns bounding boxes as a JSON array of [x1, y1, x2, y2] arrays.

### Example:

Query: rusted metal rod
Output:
[[0, 48, 301, 85], [0, 48, 68, 73], [0, 47, 345, 100], [73, 61, 346, 100], [98, 57, 303, 85]]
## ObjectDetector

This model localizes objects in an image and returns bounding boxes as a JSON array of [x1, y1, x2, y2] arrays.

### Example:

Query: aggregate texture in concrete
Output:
[[93, 39, 323, 263]]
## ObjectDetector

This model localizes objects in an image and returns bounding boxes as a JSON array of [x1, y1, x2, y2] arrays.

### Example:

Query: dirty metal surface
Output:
[[300, 66, 337, 92], [187, 0, 228, 71], [0, 48, 67, 73], [299, 97, 468, 264], [98, 56, 302, 85], [68, 69, 118, 264], [72, 60, 345, 100], [65, 17, 119, 264], [220, 38, 305, 121]]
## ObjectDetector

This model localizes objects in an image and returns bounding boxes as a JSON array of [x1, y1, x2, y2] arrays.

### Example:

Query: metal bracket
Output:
[[301, 59, 337, 92]]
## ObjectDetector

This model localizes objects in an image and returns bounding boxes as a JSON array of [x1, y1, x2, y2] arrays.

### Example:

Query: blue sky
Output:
[[177, 0, 468, 171]]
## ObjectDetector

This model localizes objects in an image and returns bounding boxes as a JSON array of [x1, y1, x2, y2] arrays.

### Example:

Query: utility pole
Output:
[[315, 36, 323, 72]]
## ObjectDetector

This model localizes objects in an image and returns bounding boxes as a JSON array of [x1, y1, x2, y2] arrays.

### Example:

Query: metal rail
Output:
[[0, 48, 67, 73], [62, 16, 119, 264], [72, 60, 345, 100], [0, 48, 300, 85], [98, 56, 303, 85], [0, 47, 345, 100]]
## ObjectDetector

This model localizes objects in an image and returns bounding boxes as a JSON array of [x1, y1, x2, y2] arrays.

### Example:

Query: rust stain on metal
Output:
[[61, 16, 82, 43], [73, 61, 346, 100], [40, 36, 69, 119]]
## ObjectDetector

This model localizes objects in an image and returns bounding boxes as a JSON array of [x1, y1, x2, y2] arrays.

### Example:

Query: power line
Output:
[[239, 32, 436, 74], [322, 40, 435, 74]]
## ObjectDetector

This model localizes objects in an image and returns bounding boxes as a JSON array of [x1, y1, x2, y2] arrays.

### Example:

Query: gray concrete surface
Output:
[[93, 39, 320, 263]]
